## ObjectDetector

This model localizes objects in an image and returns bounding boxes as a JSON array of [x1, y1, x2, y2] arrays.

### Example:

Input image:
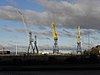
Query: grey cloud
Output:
[[90, 36, 99, 40], [15, 28, 52, 37], [63, 29, 71, 34], [38, 26, 47, 30], [36, 0, 100, 29], [2, 27, 13, 32], [81, 29, 96, 36], [1, 0, 100, 30], [62, 28, 99, 39], [0, 0, 100, 42], [15, 28, 31, 33], [38, 37, 51, 40], [0, 6, 22, 21], [83, 42, 94, 47], [96, 30, 100, 34], [32, 31, 52, 37], [61, 29, 77, 38], [0, 6, 51, 26]]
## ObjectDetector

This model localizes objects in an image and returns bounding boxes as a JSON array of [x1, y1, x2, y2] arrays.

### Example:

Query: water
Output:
[[0, 70, 100, 75]]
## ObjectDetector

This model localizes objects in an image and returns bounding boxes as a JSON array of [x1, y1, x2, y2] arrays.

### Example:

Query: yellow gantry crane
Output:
[[77, 25, 81, 43], [77, 25, 82, 53], [51, 21, 59, 54]]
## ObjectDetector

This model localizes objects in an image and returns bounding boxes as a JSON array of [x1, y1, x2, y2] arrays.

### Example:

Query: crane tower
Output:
[[33, 35, 39, 54], [27, 32, 39, 54], [28, 32, 34, 54], [77, 25, 82, 53], [51, 21, 59, 54]]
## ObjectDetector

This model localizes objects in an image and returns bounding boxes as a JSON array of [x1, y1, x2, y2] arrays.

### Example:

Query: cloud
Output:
[[62, 29, 77, 38], [0, 6, 22, 21], [15, 28, 31, 33], [80, 29, 96, 36], [0, 0, 100, 47], [82, 42, 95, 48], [80, 29, 100, 40], [38, 37, 51, 40], [36, 0, 100, 29], [1, 0, 100, 30], [90, 36, 99, 40], [15, 27, 52, 38], [2, 27, 13, 32]]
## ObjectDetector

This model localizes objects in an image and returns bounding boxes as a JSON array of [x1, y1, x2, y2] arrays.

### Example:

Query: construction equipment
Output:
[[51, 21, 59, 54], [27, 32, 39, 54], [77, 25, 82, 53], [28, 32, 34, 54], [33, 35, 39, 54]]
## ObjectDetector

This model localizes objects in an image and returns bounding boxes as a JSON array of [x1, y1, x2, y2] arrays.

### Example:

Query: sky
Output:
[[0, 0, 100, 52]]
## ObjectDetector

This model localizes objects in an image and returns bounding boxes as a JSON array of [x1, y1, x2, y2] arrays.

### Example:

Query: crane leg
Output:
[[28, 44, 31, 54], [30, 43, 34, 53]]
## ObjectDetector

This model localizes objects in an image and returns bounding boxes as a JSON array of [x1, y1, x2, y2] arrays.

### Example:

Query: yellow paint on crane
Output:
[[51, 21, 57, 40], [51, 21, 55, 29], [77, 25, 81, 43], [53, 32, 57, 40]]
